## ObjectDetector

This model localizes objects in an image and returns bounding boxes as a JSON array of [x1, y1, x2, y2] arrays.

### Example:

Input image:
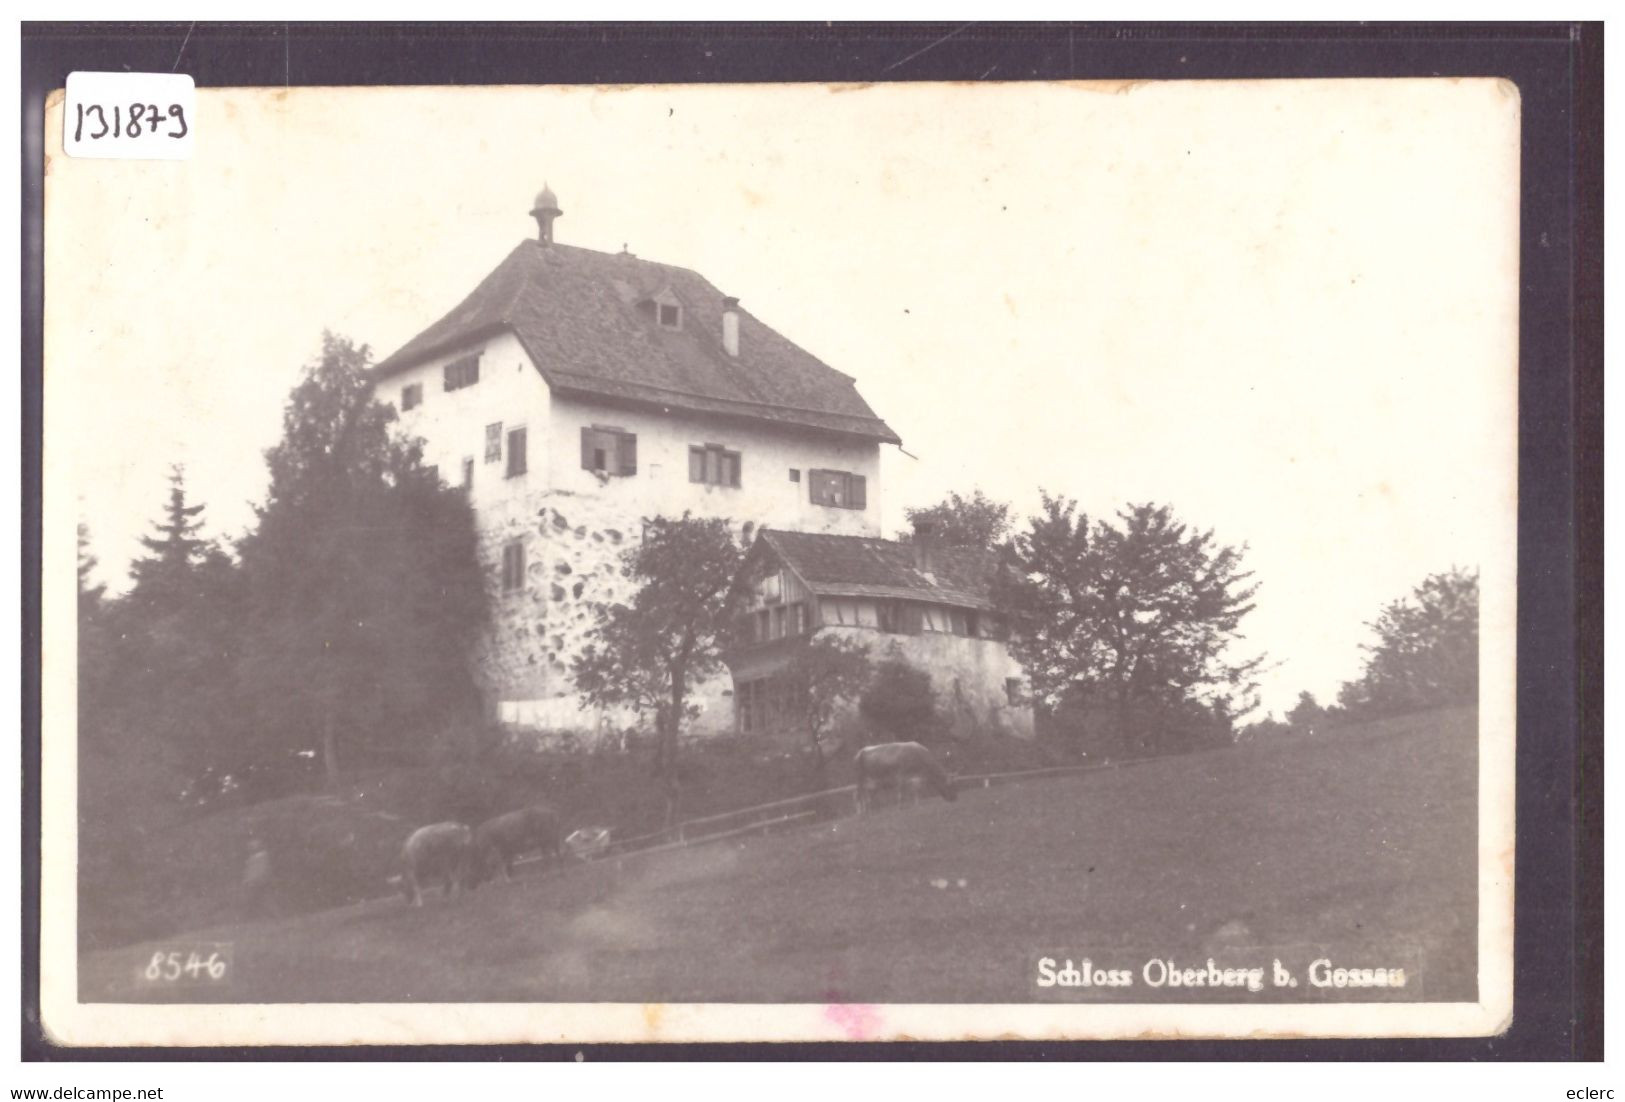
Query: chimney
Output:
[[912, 517, 937, 575], [530, 183, 563, 246], [722, 296, 740, 358]]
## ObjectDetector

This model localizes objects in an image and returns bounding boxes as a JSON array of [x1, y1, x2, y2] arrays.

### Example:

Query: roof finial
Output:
[[530, 184, 563, 246]]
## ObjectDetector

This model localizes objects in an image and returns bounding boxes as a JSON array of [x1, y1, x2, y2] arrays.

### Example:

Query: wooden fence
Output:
[[508, 753, 1163, 876]]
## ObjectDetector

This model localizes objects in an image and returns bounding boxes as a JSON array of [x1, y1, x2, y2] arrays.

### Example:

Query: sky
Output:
[[45, 79, 1519, 717]]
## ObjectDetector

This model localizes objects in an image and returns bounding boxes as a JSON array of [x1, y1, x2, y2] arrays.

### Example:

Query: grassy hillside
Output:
[[81, 707, 1478, 1004], [79, 728, 1074, 952]]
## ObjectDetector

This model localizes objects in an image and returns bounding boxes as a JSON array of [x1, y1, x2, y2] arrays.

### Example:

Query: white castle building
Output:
[[373, 187, 1029, 739]]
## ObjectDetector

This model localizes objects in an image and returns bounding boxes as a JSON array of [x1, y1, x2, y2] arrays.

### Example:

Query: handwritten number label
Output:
[[72, 102, 190, 143], [64, 72, 194, 160], [139, 944, 231, 985]]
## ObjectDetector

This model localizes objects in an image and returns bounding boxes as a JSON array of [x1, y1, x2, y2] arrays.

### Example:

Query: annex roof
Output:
[[756, 529, 1003, 613]]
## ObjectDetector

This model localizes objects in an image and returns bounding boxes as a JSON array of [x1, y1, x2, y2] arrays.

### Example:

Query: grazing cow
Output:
[[470, 804, 564, 885], [855, 742, 957, 813], [399, 822, 475, 906]]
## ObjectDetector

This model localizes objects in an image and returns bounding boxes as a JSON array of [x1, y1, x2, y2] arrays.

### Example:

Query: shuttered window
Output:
[[506, 427, 528, 478], [444, 353, 481, 391], [580, 426, 637, 476], [485, 423, 503, 463], [920, 606, 973, 636], [808, 469, 867, 510]]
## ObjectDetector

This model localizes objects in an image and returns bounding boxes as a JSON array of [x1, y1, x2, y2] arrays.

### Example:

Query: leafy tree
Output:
[[776, 634, 872, 785], [999, 496, 1263, 755], [572, 513, 743, 817], [1286, 691, 1329, 734], [1336, 567, 1478, 719], [238, 332, 488, 786], [857, 651, 939, 744], [900, 490, 1012, 550], [1236, 716, 1292, 744]]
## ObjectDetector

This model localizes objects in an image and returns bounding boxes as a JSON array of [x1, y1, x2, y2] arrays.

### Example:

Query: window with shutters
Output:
[[501, 539, 526, 593], [580, 425, 637, 477], [819, 598, 880, 628], [506, 427, 528, 478], [919, 606, 974, 636], [484, 423, 502, 464], [461, 457, 474, 490], [401, 383, 422, 412], [688, 443, 741, 487], [808, 469, 867, 510], [443, 353, 481, 391]]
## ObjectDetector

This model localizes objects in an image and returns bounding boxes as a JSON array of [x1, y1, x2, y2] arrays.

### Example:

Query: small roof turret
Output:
[[530, 184, 563, 245]]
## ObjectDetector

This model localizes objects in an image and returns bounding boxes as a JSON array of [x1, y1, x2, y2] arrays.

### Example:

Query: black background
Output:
[[20, 21, 1604, 1062]]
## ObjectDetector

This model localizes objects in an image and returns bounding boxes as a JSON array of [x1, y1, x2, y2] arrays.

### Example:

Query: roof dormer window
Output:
[[658, 303, 681, 329]]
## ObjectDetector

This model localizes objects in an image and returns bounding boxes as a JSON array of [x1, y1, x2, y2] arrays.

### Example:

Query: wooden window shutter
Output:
[[808, 469, 824, 503], [580, 427, 593, 470], [851, 474, 867, 509], [618, 432, 638, 475], [507, 427, 528, 477]]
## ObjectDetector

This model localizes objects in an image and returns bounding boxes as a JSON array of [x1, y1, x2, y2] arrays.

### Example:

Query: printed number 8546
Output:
[[142, 947, 229, 983]]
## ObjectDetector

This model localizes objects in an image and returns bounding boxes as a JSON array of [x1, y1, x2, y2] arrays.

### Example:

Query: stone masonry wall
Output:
[[474, 487, 742, 739]]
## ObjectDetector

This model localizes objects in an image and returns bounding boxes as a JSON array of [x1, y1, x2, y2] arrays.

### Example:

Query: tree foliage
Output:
[[901, 490, 1012, 550], [999, 496, 1263, 755], [775, 634, 872, 783], [857, 651, 939, 744], [572, 513, 744, 797], [1336, 567, 1478, 719], [237, 332, 488, 785], [1286, 690, 1330, 734], [98, 468, 246, 767], [78, 478, 239, 918], [126, 466, 213, 608]]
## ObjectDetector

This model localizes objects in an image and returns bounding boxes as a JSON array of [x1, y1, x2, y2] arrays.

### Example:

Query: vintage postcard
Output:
[[40, 77, 1517, 1045]]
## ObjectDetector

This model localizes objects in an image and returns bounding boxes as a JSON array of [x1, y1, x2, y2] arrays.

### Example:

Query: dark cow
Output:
[[854, 741, 957, 813], [470, 804, 564, 885], [399, 822, 475, 906]]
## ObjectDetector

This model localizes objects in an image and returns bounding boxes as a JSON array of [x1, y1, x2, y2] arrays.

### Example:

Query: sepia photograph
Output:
[[38, 73, 1518, 1046]]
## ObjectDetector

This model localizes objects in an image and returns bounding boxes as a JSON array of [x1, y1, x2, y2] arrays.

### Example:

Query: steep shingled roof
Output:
[[757, 529, 1002, 612], [374, 241, 900, 444]]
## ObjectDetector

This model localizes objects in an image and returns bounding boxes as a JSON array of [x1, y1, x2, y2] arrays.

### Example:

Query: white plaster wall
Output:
[[547, 394, 883, 537], [383, 330, 551, 506]]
